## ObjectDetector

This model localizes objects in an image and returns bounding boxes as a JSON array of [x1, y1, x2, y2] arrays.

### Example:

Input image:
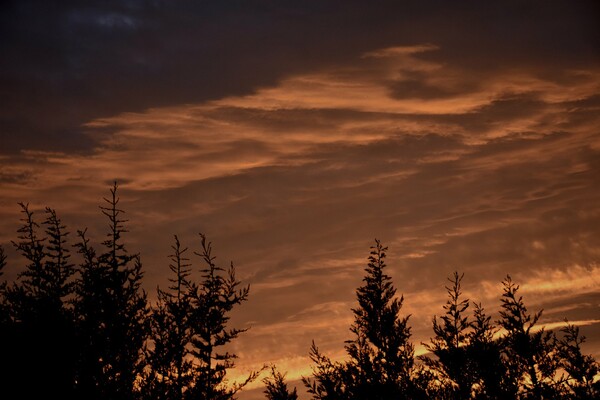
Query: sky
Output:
[[1, 1, 599, 398]]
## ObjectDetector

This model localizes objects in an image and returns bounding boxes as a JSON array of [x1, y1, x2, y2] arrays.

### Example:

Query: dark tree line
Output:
[[0, 184, 256, 400], [297, 242, 600, 400], [0, 186, 598, 400]]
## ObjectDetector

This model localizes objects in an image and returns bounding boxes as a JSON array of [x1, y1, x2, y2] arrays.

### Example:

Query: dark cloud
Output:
[[2, 0, 598, 153]]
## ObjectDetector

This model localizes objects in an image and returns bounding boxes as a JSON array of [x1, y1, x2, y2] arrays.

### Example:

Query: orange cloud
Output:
[[1, 43, 599, 397]]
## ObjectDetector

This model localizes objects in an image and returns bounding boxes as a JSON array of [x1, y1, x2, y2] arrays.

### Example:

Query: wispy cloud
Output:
[[1, 40, 599, 391]]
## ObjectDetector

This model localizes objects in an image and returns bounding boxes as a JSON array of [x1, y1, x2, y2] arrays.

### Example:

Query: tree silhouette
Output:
[[0, 204, 78, 398], [421, 272, 474, 399], [498, 275, 560, 399], [556, 322, 600, 399], [0, 245, 8, 324], [263, 366, 298, 400], [468, 302, 508, 399], [1, 187, 600, 400], [304, 239, 422, 400], [142, 235, 195, 400], [303, 341, 347, 400], [73, 183, 149, 399], [0, 185, 261, 400], [186, 233, 259, 399]]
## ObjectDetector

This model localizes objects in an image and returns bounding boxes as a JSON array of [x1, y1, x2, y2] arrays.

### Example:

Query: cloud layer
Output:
[[2, 2, 599, 398]]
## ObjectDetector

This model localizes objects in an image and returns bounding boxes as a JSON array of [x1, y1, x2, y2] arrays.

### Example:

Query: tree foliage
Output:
[[0, 245, 7, 324], [263, 366, 298, 400], [141, 233, 258, 400], [303, 239, 423, 400], [421, 272, 473, 399], [468, 302, 507, 399], [0, 189, 598, 400], [186, 233, 259, 400], [73, 183, 149, 399], [302, 245, 600, 400], [557, 322, 600, 399], [142, 235, 194, 400], [498, 275, 560, 399], [0, 204, 78, 398]]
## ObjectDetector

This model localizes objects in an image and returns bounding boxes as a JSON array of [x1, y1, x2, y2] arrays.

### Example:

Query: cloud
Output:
[[2, 1, 599, 154], [2, 11, 599, 395]]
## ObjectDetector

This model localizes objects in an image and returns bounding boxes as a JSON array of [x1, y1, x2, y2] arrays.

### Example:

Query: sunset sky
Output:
[[1, 1, 599, 398]]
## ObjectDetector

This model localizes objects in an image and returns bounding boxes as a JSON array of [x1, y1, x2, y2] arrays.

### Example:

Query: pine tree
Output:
[[0, 245, 8, 324], [422, 272, 474, 399], [187, 233, 258, 400], [304, 240, 421, 400], [263, 366, 298, 400], [43, 207, 77, 304], [498, 275, 560, 399], [143, 235, 195, 400], [0, 204, 77, 398], [557, 322, 600, 399], [0, 245, 10, 358], [0, 245, 6, 274], [40, 206, 78, 397], [73, 183, 149, 400], [468, 302, 507, 399]]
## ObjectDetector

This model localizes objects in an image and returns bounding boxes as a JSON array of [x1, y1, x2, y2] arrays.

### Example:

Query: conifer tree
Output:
[[302, 341, 347, 400], [498, 275, 559, 399], [73, 183, 149, 400], [43, 207, 77, 304], [304, 240, 421, 400], [143, 235, 195, 400], [187, 233, 258, 400], [4, 188, 600, 400], [0, 245, 5, 274], [263, 366, 298, 400], [0, 245, 10, 362], [7, 203, 46, 323], [1, 204, 77, 398], [0, 245, 8, 324], [557, 322, 600, 399], [468, 303, 507, 399], [40, 206, 78, 396], [422, 272, 474, 399]]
